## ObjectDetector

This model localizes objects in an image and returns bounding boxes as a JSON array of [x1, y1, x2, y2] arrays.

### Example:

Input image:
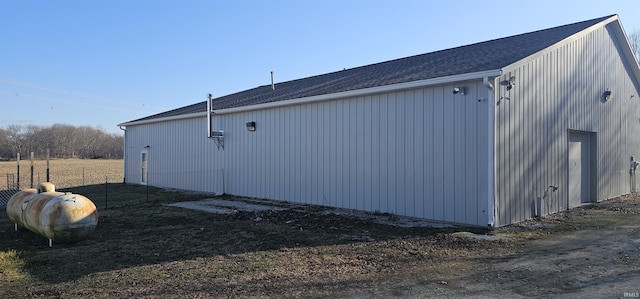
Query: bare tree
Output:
[[0, 128, 12, 160], [77, 126, 102, 158], [630, 28, 640, 61], [22, 125, 42, 155], [51, 124, 78, 158], [5, 125, 27, 157]]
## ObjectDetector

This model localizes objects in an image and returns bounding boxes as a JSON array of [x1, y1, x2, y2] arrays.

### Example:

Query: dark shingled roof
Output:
[[125, 15, 612, 124]]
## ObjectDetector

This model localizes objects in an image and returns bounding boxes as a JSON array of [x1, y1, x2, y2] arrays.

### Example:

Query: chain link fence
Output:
[[0, 189, 19, 209], [0, 159, 124, 209]]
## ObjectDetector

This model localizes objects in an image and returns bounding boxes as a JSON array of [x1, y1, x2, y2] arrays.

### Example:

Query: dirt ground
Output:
[[168, 195, 640, 298], [375, 196, 640, 298], [2, 185, 639, 298]]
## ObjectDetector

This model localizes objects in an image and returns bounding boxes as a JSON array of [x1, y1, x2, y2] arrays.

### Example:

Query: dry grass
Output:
[[1, 171, 639, 297], [0, 250, 26, 281], [0, 159, 123, 189]]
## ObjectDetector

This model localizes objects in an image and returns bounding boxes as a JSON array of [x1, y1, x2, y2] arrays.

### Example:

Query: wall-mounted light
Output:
[[603, 90, 612, 102], [144, 145, 150, 149], [246, 121, 256, 132], [452, 87, 465, 95], [500, 76, 516, 91]]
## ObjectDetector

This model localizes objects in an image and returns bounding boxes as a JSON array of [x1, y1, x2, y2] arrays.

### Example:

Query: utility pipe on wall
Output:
[[484, 76, 496, 227], [207, 94, 213, 138]]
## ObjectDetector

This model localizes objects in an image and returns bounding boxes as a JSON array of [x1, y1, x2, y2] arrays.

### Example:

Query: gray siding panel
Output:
[[494, 23, 640, 226], [442, 88, 455, 222], [432, 90, 445, 220], [124, 83, 491, 226], [123, 118, 224, 193]]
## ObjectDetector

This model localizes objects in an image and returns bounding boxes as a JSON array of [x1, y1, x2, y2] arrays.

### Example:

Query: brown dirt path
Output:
[[380, 199, 640, 298]]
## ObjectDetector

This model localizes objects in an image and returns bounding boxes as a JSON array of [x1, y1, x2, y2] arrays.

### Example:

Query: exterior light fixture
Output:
[[603, 90, 612, 102], [246, 121, 256, 132], [500, 76, 516, 91], [452, 87, 465, 95]]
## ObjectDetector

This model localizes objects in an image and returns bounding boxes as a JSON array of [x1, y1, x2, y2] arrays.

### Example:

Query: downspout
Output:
[[119, 125, 127, 184], [484, 76, 497, 227], [207, 93, 226, 195]]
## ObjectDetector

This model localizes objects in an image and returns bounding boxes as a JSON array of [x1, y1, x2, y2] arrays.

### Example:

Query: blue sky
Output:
[[1, 1, 639, 134]]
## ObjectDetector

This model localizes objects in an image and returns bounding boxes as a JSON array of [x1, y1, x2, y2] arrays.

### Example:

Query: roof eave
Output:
[[213, 69, 501, 115], [118, 111, 207, 127], [501, 15, 620, 73], [118, 69, 500, 127], [500, 14, 640, 90]]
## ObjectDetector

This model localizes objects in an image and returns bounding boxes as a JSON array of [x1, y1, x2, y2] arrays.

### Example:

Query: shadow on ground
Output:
[[0, 183, 487, 288]]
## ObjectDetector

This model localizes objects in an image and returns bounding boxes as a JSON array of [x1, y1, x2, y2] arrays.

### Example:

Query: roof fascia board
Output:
[[118, 69, 500, 127], [118, 111, 207, 127], [501, 15, 618, 73], [213, 69, 500, 115]]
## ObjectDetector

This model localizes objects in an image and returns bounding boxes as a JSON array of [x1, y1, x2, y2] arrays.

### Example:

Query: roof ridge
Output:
[[249, 15, 615, 90], [120, 15, 616, 126]]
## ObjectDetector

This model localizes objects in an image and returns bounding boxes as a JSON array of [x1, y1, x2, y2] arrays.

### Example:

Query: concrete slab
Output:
[[166, 197, 462, 229], [166, 198, 287, 214]]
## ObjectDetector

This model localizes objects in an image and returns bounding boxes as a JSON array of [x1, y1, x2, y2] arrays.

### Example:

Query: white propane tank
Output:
[[6, 182, 98, 245]]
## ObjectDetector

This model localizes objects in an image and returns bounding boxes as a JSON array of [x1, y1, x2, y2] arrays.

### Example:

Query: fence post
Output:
[[16, 153, 20, 189], [105, 176, 108, 209], [146, 179, 149, 203], [46, 148, 50, 182], [146, 167, 149, 203], [30, 152, 34, 188]]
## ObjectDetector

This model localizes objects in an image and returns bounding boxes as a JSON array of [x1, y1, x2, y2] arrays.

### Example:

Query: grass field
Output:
[[0, 159, 123, 189]]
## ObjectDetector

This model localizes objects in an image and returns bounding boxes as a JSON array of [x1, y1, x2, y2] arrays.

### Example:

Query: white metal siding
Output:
[[123, 118, 225, 193], [124, 83, 491, 226], [493, 23, 640, 225]]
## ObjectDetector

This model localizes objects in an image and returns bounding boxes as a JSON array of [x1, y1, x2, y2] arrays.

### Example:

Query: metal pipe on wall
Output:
[[484, 76, 496, 227], [207, 93, 212, 138]]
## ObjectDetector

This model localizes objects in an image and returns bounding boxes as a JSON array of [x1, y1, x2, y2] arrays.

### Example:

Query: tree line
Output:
[[0, 124, 123, 160]]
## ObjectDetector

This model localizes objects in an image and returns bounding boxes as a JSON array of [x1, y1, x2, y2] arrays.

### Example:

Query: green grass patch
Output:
[[0, 250, 28, 282]]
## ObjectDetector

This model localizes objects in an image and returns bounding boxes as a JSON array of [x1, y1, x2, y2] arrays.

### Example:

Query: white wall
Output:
[[493, 22, 640, 225], [124, 118, 224, 193], [125, 81, 492, 226]]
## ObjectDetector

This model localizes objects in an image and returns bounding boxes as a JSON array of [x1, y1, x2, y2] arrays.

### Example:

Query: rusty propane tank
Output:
[[6, 182, 98, 246]]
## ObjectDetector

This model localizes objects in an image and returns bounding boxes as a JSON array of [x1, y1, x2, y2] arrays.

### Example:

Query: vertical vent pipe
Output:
[[271, 71, 275, 90], [207, 93, 212, 138]]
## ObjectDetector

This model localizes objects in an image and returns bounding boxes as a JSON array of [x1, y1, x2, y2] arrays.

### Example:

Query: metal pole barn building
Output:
[[119, 15, 640, 227]]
